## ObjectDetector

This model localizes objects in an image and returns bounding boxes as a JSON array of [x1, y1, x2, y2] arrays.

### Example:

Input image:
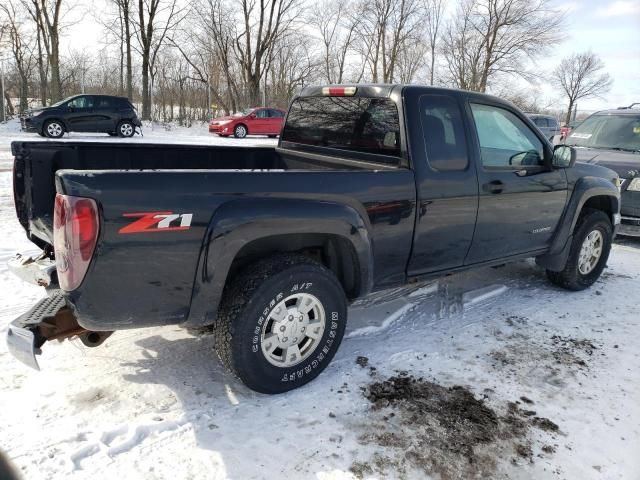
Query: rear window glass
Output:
[[281, 96, 401, 162]]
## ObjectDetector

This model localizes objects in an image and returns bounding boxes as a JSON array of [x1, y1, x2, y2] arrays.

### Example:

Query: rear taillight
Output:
[[53, 194, 99, 291]]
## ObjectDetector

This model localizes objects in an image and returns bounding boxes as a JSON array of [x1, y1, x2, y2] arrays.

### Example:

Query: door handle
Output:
[[483, 180, 504, 194]]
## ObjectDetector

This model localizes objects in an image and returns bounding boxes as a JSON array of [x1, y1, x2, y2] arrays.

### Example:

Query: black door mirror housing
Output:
[[552, 144, 576, 168]]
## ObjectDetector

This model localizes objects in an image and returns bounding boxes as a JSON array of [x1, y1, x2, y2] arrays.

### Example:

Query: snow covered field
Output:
[[1, 121, 639, 480]]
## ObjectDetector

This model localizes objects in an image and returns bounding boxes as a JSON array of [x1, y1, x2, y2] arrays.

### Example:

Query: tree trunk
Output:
[[123, 2, 133, 99], [49, 32, 62, 101], [19, 74, 29, 113], [565, 99, 574, 125], [36, 29, 47, 105], [246, 74, 260, 107], [430, 45, 435, 85], [141, 55, 151, 119]]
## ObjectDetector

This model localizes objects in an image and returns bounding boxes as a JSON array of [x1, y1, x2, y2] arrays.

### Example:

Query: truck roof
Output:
[[297, 83, 518, 111]]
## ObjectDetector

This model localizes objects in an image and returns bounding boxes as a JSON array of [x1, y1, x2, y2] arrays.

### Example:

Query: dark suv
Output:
[[563, 104, 640, 236], [21, 95, 142, 138]]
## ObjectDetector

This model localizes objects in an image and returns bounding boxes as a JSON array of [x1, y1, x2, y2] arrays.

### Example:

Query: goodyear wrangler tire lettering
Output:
[[213, 254, 347, 394]]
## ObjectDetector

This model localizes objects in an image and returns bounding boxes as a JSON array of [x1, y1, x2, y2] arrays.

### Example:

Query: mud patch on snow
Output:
[[490, 333, 601, 372], [351, 374, 557, 479]]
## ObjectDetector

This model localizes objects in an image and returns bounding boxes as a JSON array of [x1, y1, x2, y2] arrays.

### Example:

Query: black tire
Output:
[[268, 135, 277, 138], [546, 209, 612, 290], [213, 254, 347, 394], [233, 124, 248, 138], [117, 120, 135, 137], [43, 119, 64, 138]]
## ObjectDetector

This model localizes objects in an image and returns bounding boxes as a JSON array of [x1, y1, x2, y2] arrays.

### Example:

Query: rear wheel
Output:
[[213, 254, 347, 393], [43, 120, 64, 138], [546, 209, 612, 290], [117, 120, 135, 137], [233, 124, 247, 138]]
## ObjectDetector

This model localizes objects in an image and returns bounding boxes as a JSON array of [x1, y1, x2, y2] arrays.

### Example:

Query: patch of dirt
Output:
[[490, 313, 602, 374], [351, 374, 558, 480], [356, 356, 369, 368]]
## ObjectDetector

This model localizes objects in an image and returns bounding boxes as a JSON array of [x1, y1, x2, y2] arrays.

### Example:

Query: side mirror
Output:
[[249, 112, 256, 119], [552, 144, 576, 168]]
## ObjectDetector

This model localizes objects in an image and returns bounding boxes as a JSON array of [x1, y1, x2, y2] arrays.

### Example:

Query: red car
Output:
[[209, 107, 286, 138]]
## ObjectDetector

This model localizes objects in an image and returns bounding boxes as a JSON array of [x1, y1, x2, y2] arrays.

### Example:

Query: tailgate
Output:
[[12, 142, 60, 249]]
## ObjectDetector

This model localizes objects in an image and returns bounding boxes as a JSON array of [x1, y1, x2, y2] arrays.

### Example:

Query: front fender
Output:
[[537, 176, 620, 271], [183, 198, 374, 327]]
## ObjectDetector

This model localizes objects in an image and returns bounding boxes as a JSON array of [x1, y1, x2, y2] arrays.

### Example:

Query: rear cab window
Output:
[[419, 95, 468, 171], [281, 96, 401, 165]]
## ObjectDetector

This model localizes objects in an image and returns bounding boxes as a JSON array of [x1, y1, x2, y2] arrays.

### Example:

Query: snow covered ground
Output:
[[0, 121, 639, 480]]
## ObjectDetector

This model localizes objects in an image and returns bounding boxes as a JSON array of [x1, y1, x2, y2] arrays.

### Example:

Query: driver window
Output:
[[67, 96, 93, 109], [471, 103, 544, 167], [256, 109, 269, 118]]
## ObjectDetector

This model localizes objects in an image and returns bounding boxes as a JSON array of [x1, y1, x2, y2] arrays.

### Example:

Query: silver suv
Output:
[[527, 114, 560, 141]]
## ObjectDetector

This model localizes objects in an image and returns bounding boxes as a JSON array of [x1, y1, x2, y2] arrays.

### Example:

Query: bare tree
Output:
[[191, 0, 241, 114], [1, 1, 35, 113], [424, 0, 444, 85], [133, 0, 187, 119], [308, 0, 357, 83], [101, 0, 133, 98], [443, 0, 563, 92], [24, 0, 65, 102], [354, 0, 424, 83], [553, 51, 613, 124], [233, 0, 301, 107]]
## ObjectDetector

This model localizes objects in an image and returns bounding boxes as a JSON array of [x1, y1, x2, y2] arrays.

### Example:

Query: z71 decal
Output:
[[119, 212, 193, 234]]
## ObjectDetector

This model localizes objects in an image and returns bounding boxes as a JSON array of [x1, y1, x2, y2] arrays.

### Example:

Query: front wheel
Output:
[[213, 254, 347, 393], [43, 120, 64, 138], [546, 209, 613, 290]]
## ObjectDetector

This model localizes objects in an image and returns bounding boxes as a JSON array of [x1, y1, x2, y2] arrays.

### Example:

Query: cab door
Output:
[[404, 89, 479, 275], [464, 101, 568, 264], [93, 96, 117, 132], [64, 95, 96, 132], [251, 109, 271, 134], [266, 109, 285, 135]]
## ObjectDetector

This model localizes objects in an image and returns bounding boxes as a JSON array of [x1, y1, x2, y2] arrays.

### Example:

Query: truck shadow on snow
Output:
[[115, 257, 630, 479]]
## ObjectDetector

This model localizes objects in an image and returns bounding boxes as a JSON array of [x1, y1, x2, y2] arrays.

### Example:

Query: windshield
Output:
[[566, 114, 640, 152], [234, 108, 255, 117]]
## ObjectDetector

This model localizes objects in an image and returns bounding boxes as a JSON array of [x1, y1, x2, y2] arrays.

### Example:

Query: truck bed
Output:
[[12, 141, 285, 247]]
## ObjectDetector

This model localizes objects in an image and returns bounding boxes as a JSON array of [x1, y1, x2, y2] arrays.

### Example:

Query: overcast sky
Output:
[[63, 0, 640, 114]]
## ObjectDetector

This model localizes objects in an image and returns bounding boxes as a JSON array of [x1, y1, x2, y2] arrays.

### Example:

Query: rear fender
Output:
[[184, 198, 374, 327]]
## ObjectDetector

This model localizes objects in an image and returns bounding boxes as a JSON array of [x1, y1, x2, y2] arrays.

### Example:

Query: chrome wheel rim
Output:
[[260, 293, 326, 368], [236, 126, 246, 137], [47, 123, 62, 137], [120, 123, 133, 136], [578, 230, 603, 275]]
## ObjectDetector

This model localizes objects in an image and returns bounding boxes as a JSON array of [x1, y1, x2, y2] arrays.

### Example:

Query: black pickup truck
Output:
[[7, 85, 621, 393]]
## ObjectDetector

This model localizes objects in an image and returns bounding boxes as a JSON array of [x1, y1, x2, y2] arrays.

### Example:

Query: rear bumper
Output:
[[6, 293, 69, 370], [7, 253, 56, 287], [20, 118, 41, 133]]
